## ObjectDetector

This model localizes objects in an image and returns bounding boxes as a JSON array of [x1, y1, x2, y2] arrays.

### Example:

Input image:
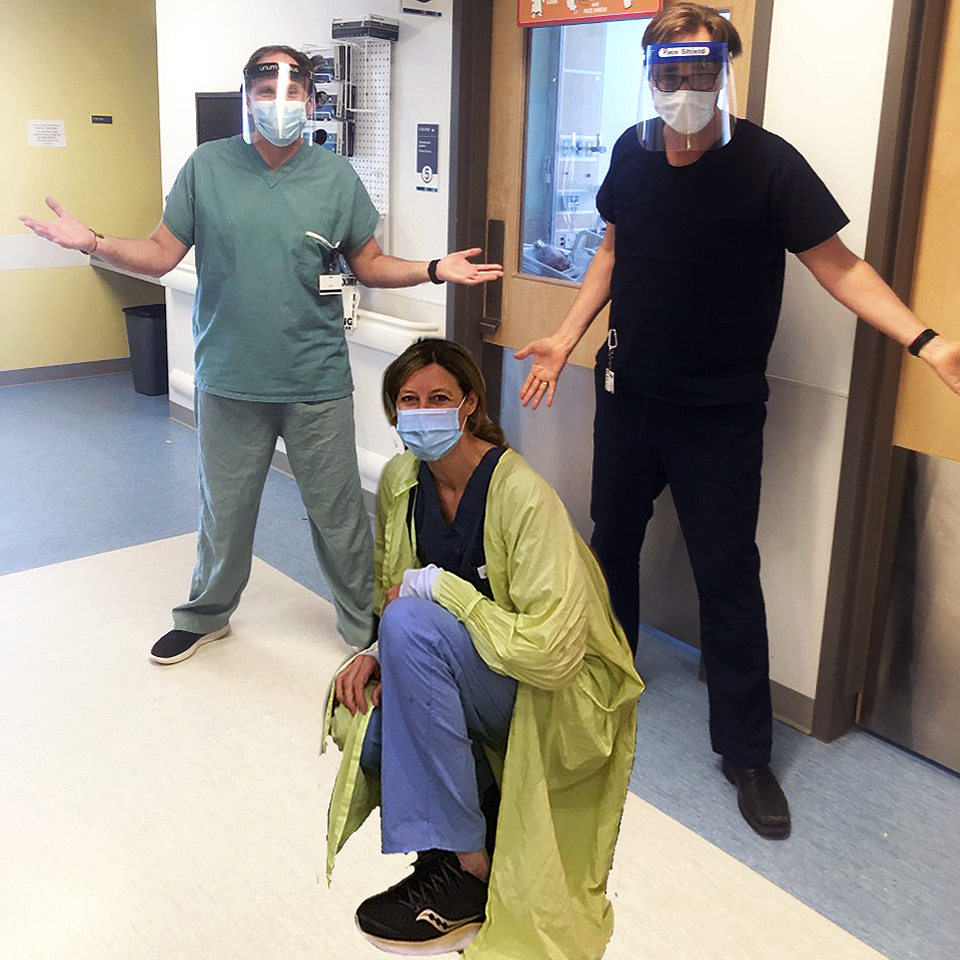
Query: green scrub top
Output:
[[163, 136, 380, 402]]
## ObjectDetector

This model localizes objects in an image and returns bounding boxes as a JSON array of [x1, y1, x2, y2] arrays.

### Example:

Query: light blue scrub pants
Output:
[[172, 390, 375, 648], [360, 598, 517, 855]]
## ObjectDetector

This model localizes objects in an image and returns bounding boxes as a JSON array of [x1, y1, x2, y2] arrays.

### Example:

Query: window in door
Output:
[[520, 17, 651, 282]]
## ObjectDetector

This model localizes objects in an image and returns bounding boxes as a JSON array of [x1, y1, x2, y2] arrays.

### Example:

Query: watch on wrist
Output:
[[427, 258, 444, 284], [908, 328, 938, 357]]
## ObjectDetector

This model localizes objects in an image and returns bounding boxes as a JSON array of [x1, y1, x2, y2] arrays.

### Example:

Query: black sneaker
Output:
[[149, 626, 230, 664], [355, 849, 487, 955]]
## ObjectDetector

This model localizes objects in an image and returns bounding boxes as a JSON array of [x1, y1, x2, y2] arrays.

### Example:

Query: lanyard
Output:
[[604, 328, 618, 394]]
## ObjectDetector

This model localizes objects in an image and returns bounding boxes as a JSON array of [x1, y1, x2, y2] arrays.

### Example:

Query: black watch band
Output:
[[908, 328, 938, 357], [427, 258, 443, 284]]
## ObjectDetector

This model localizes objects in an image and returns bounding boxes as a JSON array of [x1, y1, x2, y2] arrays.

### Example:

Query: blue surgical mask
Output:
[[252, 99, 307, 146], [396, 398, 466, 462]]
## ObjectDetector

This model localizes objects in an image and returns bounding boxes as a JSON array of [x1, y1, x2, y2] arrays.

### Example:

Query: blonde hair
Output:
[[642, 3, 743, 57], [382, 339, 506, 446]]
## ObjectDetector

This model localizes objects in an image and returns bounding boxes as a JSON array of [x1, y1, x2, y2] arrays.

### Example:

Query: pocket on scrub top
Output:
[[295, 235, 338, 293]]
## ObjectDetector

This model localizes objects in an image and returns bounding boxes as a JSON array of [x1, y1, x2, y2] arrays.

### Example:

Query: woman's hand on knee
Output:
[[383, 583, 402, 611], [334, 654, 381, 716]]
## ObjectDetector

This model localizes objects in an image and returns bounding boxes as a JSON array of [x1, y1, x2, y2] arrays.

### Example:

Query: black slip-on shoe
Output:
[[355, 849, 487, 956], [722, 758, 791, 839], [149, 625, 230, 664]]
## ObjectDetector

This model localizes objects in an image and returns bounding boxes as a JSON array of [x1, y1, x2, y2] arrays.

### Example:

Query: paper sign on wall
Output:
[[28, 120, 67, 147], [519, 0, 661, 28], [416, 123, 439, 194]]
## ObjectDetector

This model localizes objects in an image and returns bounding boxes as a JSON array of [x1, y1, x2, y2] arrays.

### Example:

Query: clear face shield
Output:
[[242, 61, 315, 148], [636, 41, 736, 152]]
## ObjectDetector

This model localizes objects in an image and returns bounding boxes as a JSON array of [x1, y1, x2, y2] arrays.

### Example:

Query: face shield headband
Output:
[[242, 61, 315, 148], [636, 41, 736, 152]]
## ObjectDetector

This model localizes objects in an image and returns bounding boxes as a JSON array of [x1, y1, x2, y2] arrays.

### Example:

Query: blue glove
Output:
[[399, 564, 441, 602]]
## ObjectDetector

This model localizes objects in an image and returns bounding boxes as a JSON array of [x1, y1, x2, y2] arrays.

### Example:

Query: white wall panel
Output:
[[763, 0, 896, 395], [767, 261, 858, 398], [757, 0, 897, 696], [760, 378, 849, 698]]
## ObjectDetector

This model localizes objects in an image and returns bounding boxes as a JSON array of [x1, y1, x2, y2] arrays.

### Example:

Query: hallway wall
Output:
[[2, 0, 163, 373]]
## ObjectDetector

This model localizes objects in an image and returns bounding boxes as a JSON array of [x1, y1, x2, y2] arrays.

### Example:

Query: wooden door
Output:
[[890, 0, 960, 461]]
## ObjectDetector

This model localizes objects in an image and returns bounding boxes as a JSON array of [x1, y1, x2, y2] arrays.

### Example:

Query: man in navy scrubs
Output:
[[516, 3, 960, 838]]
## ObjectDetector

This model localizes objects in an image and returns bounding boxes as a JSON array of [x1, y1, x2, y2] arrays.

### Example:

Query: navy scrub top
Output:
[[414, 446, 507, 600]]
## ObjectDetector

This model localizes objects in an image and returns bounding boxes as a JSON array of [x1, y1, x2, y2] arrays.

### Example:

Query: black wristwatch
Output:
[[908, 328, 938, 357], [427, 258, 444, 284]]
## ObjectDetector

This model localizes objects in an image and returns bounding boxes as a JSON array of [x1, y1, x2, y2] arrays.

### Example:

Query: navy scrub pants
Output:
[[589, 369, 773, 768]]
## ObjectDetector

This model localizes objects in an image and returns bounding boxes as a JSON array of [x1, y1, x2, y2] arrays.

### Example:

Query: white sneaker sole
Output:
[[355, 916, 481, 956], [149, 625, 231, 664]]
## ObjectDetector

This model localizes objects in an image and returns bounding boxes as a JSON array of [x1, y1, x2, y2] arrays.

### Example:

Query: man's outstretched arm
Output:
[[345, 236, 502, 289], [798, 235, 960, 394], [20, 196, 189, 279]]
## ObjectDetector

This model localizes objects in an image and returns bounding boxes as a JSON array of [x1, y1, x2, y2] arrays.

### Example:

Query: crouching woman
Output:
[[323, 338, 642, 959]]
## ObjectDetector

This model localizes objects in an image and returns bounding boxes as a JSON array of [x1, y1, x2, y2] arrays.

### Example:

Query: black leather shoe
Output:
[[721, 759, 791, 839]]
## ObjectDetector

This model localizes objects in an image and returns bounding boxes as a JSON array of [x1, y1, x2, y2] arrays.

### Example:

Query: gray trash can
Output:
[[123, 303, 168, 396]]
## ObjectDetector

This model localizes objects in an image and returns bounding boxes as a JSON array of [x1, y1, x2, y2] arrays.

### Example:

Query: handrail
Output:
[[354, 308, 440, 332]]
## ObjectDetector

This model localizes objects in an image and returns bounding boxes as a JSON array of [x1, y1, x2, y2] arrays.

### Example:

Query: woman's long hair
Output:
[[382, 338, 506, 447]]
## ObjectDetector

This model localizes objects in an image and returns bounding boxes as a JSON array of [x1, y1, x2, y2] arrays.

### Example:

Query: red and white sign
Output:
[[519, 0, 661, 29]]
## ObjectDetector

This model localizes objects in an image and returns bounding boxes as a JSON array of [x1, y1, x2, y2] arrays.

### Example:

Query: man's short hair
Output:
[[642, 2, 743, 57], [243, 44, 314, 85]]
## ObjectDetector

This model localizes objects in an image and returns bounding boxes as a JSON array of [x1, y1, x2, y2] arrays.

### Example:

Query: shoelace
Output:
[[397, 851, 471, 910]]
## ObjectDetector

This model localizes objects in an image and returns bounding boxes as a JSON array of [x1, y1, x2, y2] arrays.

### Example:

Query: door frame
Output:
[[447, 0, 503, 419], [812, 0, 950, 741]]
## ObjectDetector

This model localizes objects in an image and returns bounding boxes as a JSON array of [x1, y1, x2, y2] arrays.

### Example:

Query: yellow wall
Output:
[[3, 0, 163, 372]]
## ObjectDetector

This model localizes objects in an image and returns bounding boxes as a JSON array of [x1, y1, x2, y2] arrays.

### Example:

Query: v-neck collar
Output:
[[244, 139, 309, 188], [418, 447, 504, 533]]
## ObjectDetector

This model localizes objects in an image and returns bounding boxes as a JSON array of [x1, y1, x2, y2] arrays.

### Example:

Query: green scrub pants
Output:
[[172, 389, 375, 648]]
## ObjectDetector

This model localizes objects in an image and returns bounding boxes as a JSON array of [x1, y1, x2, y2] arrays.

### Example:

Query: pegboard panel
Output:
[[302, 38, 392, 216], [342, 38, 392, 216]]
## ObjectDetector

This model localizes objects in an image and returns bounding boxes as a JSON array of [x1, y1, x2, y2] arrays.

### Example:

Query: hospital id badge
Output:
[[318, 274, 344, 295]]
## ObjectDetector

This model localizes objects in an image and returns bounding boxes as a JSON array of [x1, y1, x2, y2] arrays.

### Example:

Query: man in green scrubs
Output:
[[20, 45, 501, 664]]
